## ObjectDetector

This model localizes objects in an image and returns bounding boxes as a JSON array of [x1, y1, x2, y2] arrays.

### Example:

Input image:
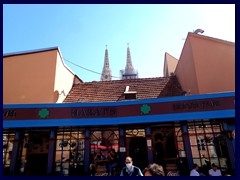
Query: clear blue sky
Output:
[[3, 4, 235, 82]]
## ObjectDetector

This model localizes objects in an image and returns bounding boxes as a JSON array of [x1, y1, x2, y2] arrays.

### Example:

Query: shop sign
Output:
[[120, 147, 126, 152], [71, 107, 117, 118], [3, 110, 16, 119], [173, 100, 220, 111], [3, 95, 234, 121]]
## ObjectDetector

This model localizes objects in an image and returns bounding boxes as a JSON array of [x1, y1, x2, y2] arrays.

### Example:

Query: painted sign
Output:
[[3, 96, 235, 121], [71, 107, 117, 118], [3, 110, 16, 119]]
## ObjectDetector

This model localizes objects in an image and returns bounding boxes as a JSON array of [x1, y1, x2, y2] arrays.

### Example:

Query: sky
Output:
[[3, 4, 235, 82]]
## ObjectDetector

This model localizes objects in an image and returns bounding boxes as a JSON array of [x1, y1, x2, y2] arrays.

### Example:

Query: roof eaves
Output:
[[188, 32, 235, 45], [3, 46, 59, 57]]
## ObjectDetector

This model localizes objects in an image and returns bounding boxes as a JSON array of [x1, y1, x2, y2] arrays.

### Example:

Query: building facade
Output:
[[3, 47, 82, 104], [3, 92, 235, 176], [3, 33, 235, 176], [164, 32, 235, 95]]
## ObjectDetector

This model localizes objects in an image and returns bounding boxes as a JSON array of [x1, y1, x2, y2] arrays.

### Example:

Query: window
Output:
[[188, 119, 230, 174], [55, 127, 85, 176], [3, 130, 15, 175]]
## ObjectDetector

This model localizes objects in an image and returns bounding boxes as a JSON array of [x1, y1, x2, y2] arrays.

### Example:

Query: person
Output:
[[107, 146, 112, 154], [94, 148, 107, 175], [154, 134, 166, 167], [89, 163, 96, 176], [190, 164, 200, 176], [201, 155, 211, 176], [208, 163, 222, 176], [107, 149, 118, 176], [120, 156, 143, 176], [94, 148, 105, 161], [143, 163, 165, 176]]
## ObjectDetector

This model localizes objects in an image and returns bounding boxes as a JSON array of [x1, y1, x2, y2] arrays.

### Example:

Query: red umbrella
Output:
[[90, 144, 107, 150]]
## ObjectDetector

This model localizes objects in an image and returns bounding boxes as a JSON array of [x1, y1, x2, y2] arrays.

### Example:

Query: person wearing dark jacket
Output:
[[107, 149, 118, 176]]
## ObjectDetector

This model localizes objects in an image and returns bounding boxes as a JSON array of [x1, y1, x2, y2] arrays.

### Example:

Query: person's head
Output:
[[193, 163, 199, 170], [143, 163, 165, 176], [125, 156, 133, 169], [110, 149, 115, 154], [155, 134, 163, 142], [107, 146, 112, 152], [96, 148, 101, 153], [89, 163, 95, 170], [211, 163, 218, 171]]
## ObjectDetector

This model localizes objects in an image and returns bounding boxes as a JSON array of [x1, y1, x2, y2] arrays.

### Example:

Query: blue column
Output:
[[119, 127, 126, 169], [229, 123, 235, 152], [146, 127, 153, 164], [9, 131, 23, 175], [47, 130, 56, 175], [222, 122, 235, 170], [181, 122, 193, 170], [84, 128, 90, 174]]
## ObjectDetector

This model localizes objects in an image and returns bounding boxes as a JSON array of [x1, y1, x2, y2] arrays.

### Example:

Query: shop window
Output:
[[175, 127, 185, 158], [197, 138, 205, 150], [55, 128, 85, 176], [213, 135, 228, 157], [151, 127, 178, 161], [90, 130, 119, 156], [188, 119, 232, 175], [3, 131, 15, 175], [90, 129, 119, 176]]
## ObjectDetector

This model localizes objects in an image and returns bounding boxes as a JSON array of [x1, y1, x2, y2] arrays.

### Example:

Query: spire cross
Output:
[[106, 45, 107, 49], [127, 43, 129, 47]]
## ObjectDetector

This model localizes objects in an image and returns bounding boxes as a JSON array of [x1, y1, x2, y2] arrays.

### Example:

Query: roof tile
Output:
[[64, 76, 183, 103]]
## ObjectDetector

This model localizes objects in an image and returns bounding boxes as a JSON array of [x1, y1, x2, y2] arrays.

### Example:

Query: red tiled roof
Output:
[[64, 76, 183, 103]]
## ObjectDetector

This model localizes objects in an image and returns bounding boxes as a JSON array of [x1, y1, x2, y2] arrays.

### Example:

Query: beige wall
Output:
[[175, 33, 235, 95], [54, 52, 76, 103], [191, 35, 235, 94], [4, 50, 57, 104], [175, 35, 199, 94], [163, 53, 178, 77], [3, 48, 79, 104]]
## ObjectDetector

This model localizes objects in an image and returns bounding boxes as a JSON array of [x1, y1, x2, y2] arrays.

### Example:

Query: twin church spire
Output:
[[101, 44, 138, 81], [101, 45, 112, 81], [122, 43, 138, 79]]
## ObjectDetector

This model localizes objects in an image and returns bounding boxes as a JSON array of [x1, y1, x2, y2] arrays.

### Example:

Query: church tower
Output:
[[101, 46, 112, 81], [120, 44, 138, 80]]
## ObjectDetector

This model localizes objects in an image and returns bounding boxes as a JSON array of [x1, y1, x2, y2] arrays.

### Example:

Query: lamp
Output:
[[193, 29, 204, 34]]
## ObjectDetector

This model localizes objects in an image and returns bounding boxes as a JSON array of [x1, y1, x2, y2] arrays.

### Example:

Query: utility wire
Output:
[[63, 58, 120, 79]]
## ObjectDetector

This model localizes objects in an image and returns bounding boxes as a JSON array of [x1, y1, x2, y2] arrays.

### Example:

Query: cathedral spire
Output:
[[120, 43, 138, 79], [125, 43, 134, 75], [101, 45, 112, 81]]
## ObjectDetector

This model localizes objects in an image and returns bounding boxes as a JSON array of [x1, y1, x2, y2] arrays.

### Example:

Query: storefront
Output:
[[3, 91, 235, 176]]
